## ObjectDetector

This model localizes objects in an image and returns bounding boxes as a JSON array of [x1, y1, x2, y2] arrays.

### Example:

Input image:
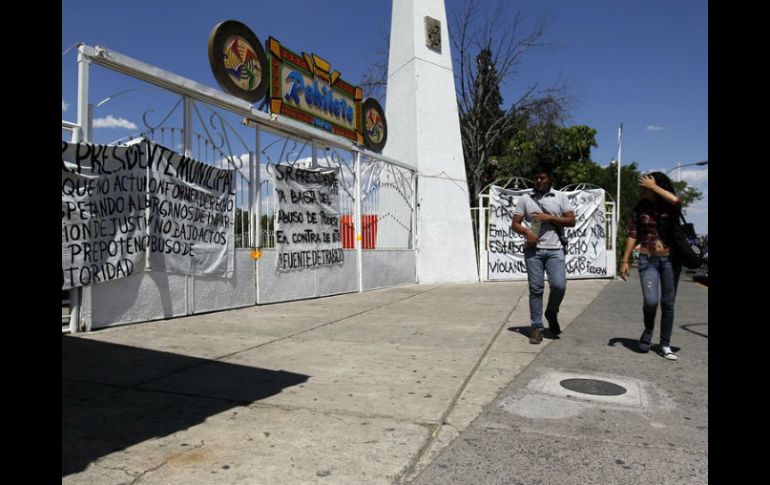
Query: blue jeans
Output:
[[524, 248, 567, 328], [638, 254, 682, 347]]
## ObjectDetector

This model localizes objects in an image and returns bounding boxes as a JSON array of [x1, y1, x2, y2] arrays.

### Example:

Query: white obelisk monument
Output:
[[383, 0, 479, 283]]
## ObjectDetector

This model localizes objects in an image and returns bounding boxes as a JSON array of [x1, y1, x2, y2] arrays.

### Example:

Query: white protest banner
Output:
[[488, 186, 530, 280], [564, 189, 608, 277], [271, 165, 344, 271], [144, 140, 236, 277], [487, 186, 608, 280], [61, 139, 236, 289], [62, 141, 148, 289]]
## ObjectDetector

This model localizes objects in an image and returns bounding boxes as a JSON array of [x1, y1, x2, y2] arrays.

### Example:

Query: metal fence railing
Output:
[[360, 155, 415, 250], [63, 44, 418, 331]]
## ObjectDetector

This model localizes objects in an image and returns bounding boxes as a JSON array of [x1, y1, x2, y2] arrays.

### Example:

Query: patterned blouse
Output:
[[627, 206, 674, 251]]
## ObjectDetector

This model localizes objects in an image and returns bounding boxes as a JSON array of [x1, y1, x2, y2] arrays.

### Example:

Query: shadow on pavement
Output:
[[62, 336, 309, 477], [607, 337, 681, 354], [507, 325, 560, 340], [607, 337, 648, 353], [681, 322, 708, 338]]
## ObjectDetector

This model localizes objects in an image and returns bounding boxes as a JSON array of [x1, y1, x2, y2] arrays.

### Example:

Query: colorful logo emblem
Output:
[[362, 98, 387, 152], [208, 21, 269, 103], [223, 35, 263, 92]]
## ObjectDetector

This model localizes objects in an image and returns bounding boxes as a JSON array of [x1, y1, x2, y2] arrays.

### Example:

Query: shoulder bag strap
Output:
[[533, 195, 566, 240]]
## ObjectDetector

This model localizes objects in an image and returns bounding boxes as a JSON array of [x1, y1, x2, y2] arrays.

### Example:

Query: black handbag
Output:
[[668, 212, 705, 269]]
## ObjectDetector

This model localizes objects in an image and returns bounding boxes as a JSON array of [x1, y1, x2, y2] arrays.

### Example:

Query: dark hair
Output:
[[632, 171, 679, 240], [648, 171, 677, 196], [634, 171, 677, 209], [531, 163, 554, 179]]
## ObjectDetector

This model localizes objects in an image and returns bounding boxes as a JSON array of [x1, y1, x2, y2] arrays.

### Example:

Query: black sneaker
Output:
[[638, 330, 652, 352], [545, 312, 561, 336], [529, 327, 543, 344]]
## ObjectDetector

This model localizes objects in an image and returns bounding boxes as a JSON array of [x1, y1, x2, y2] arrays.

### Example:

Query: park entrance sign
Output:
[[207, 21, 387, 153], [267, 37, 363, 146]]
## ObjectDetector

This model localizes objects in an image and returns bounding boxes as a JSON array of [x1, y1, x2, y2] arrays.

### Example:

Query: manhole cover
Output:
[[559, 378, 627, 396]]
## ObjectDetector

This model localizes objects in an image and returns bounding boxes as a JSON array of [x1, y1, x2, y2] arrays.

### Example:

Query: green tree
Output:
[[360, 0, 569, 202], [460, 48, 521, 200], [672, 180, 703, 208], [495, 123, 597, 182], [497, 145, 704, 262], [233, 210, 278, 248], [260, 214, 275, 248]]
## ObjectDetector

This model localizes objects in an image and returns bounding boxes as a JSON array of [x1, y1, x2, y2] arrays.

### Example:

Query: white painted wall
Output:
[[257, 249, 415, 301], [256, 249, 360, 304], [87, 250, 257, 329], [85, 246, 416, 327], [193, 250, 256, 313], [88, 270, 188, 329], [317, 251, 361, 297], [384, 0, 479, 284], [256, 250, 319, 304], [362, 250, 416, 290]]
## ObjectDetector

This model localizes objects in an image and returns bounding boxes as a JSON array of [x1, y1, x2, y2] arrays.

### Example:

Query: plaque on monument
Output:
[[425, 16, 441, 52]]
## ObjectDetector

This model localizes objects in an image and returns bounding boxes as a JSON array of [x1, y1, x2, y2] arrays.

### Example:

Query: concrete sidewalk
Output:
[[411, 271, 708, 485], [62, 278, 609, 484]]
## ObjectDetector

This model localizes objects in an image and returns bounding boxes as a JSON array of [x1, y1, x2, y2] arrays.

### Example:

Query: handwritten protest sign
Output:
[[271, 165, 343, 271], [61, 139, 235, 289], [487, 186, 607, 280]]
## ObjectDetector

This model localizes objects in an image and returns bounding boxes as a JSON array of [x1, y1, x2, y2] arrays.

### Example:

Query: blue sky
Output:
[[62, 0, 708, 234]]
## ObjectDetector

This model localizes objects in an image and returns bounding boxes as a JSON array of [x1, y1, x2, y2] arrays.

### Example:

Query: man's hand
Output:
[[619, 261, 630, 281], [531, 212, 551, 223], [525, 232, 539, 247]]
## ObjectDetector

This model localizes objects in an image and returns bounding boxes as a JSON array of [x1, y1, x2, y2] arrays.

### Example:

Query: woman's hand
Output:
[[639, 174, 657, 190], [639, 174, 681, 206]]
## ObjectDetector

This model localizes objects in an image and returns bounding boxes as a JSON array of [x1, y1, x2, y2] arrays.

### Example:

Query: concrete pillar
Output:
[[383, 0, 479, 283]]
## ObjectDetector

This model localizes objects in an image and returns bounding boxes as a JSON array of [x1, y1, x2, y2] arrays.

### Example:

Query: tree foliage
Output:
[[452, 1, 568, 201], [359, 0, 569, 201], [494, 126, 704, 260], [495, 124, 597, 183], [671, 180, 703, 209], [359, 1, 704, 257]]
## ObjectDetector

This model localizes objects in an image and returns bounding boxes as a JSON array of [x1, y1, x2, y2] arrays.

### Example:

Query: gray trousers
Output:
[[523, 247, 567, 327]]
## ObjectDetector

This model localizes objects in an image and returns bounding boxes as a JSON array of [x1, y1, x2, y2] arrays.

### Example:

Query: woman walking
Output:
[[619, 172, 682, 360]]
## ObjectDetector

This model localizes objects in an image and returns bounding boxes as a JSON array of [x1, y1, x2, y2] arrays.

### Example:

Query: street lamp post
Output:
[[665, 160, 708, 181], [616, 124, 622, 224]]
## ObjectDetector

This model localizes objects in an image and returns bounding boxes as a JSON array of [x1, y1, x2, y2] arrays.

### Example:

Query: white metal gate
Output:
[[476, 182, 617, 282], [62, 45, 417, 332]]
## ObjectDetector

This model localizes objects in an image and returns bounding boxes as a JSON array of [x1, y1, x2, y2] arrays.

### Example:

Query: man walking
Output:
[[511, 164, 576, 344]]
